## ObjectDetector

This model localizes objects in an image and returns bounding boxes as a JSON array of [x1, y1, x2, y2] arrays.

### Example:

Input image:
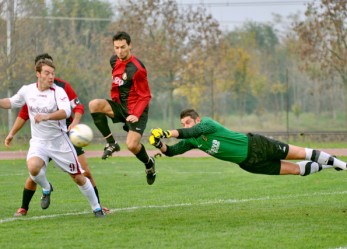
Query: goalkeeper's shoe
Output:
[[145, 157, 156, 185], [101, 143, 120, 160], [41, 183, 53, 209], [14, 208, 27, 217], [93, 207, 106, 218]]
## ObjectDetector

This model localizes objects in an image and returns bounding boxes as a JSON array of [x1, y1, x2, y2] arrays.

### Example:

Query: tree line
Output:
[[0, 0, 346, 132]]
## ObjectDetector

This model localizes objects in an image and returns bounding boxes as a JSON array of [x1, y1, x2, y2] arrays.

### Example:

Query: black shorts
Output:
[[239, 133, 289, 175], [107, 99, 148, 135], [74, 145, 85, 156]]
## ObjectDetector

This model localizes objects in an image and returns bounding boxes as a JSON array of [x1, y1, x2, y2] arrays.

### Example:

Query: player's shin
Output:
[[77, 177, 101, 211], [30, 169, 50, 191], [297, 161, 323, 176]]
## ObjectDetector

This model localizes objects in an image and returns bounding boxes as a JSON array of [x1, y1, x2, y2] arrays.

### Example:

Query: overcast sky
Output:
[[176, 0, 310, 30]]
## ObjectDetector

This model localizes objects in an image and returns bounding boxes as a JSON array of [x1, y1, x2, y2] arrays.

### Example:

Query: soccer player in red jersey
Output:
[[89, 31, 156, 185]]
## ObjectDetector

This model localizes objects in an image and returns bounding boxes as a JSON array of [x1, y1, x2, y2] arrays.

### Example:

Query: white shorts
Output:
[[27, 133, 84, 174]]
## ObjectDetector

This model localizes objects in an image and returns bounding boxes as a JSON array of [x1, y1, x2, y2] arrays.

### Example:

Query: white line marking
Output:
[[1, 190, 347, 224]]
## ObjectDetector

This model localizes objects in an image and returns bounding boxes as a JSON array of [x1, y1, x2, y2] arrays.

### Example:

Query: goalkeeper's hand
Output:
[[151, 128, 172, 138], [149, 135, 163, 149]]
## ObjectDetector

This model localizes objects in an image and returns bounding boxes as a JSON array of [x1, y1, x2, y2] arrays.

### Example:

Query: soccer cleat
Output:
[[102, 207, 111, 214], [93, 207, 106, 218], [14, 208, 27, 217], [101, 143, 120, 160], [41, 183, 53, 209], [145, 157, 156, 185]]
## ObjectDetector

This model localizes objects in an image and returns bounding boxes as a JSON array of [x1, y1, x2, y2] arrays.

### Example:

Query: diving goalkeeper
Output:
[[149, 109, 347, 176]]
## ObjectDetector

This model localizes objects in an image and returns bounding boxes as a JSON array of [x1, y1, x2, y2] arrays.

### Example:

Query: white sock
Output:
[[305, 148, 346, 170], [297, 161, 322, 176], [77, 177, 101, 211], [30, 169, 50, 192]]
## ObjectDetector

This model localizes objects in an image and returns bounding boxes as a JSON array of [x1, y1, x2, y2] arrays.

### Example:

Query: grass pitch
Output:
[[0, 156, 347, 249]]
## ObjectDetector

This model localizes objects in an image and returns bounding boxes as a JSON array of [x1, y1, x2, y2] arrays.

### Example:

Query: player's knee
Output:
[[126, 141, 139, 153], [70, 173, 86, 186], [88, 99, 104, 113]]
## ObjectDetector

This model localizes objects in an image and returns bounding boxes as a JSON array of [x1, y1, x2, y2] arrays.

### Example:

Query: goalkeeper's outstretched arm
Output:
[[149, 134, 195, 157], [151, 125, 204, 140]]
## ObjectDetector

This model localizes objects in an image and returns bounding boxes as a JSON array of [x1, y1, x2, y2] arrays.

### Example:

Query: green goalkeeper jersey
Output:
[[165, 117, 249, 164]]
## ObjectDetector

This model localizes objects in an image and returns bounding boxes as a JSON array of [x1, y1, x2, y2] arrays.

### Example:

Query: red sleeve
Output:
[[55, 77, 84, 115], [18, 104, 29, 120], [131, 69, 152, 118]]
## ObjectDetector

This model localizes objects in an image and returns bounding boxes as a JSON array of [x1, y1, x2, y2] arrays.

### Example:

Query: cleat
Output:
[[145, 157, 156, 185], [41, 183, 53, 209], [93, 208, 106, 218], [101, 143, 120, 160], [102, 207, 111, 214], [14, 208, 27, 217]]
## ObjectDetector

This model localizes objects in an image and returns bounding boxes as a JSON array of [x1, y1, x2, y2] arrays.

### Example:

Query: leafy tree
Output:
[[292, 0, 346, 121], [112, 0, 221, 127], [294, 0, 347, 85]]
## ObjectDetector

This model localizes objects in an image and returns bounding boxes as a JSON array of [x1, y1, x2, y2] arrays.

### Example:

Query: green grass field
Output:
[[0, 156, 347, 249]]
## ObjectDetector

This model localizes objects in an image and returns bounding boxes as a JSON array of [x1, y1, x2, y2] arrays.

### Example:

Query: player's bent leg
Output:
[[127, 132, 156, 185], [27, 158, 52, 209], [89, 99, 120, 160], [27, 156, 46, 177], [126, 131, 142, 154]]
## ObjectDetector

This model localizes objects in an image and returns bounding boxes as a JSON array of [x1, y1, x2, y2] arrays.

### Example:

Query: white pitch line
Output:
[[1, 190, 347, 224]]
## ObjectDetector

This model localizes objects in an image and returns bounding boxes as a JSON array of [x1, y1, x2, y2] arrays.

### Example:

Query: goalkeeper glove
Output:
[[151, 128, 172, 138], [149, 135, 163, 149]]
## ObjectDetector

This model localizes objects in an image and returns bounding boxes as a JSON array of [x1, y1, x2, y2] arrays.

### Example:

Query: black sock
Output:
[[94, 186, 100, 204], [22, 188, 36, 210], [91, 112, 115, 143], [136, 144, 152, 168]]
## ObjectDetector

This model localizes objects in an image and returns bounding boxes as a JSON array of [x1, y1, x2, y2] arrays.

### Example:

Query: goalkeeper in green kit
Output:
[[149, 109, 347, 176]]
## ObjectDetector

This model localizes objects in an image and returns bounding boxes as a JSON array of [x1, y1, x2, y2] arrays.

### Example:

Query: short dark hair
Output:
[[180, 109, 200, 120], [35, 59, 55, 72], [112, 31, 131, 45], [35, 53, 53, 65]]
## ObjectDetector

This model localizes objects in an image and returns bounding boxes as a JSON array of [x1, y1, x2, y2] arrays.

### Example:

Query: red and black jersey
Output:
[[18, 77, 84, 126], [111, 55, 151, 118]]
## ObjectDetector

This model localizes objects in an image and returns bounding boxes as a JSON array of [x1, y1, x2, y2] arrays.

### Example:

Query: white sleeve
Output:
[[56, 87, 71, 118], [9, 86, 26, 108]]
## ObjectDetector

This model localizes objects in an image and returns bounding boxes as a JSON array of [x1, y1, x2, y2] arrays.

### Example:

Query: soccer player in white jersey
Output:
[[0, 59, 105, 217]]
